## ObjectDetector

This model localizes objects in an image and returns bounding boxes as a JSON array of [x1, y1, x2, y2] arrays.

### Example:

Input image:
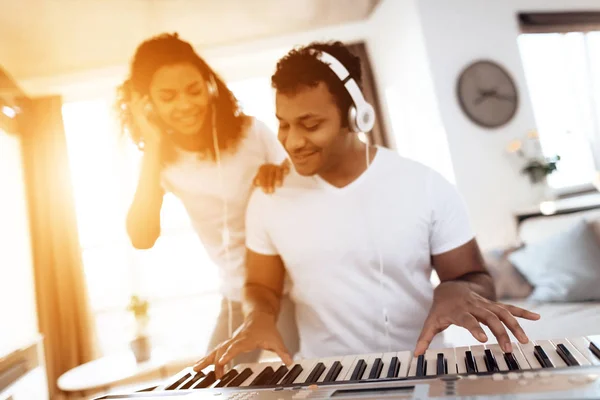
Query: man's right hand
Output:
[[192, 312, 293, 378]]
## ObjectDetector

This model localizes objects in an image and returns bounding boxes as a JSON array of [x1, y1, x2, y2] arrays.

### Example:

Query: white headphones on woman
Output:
[[313, 50, 376, 133], [206, 73, 218, 98]]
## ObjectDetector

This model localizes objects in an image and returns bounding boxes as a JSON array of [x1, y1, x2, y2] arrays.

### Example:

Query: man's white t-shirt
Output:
[[245, 147, 474, 358], [160, 117, 286, 302]]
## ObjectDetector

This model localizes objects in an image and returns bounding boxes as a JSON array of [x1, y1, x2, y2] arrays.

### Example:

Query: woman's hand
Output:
[[253, 159, 291, 194], [130, 92, 163, 150], [193, 312, 292, 379]]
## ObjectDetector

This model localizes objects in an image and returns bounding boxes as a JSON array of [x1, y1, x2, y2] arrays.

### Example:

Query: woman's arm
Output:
[[126, 143, 164, 249], [126, 93, 166, 249]]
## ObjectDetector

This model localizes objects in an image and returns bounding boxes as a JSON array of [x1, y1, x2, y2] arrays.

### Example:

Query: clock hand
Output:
[[492, 93, 516, 103], [473, 88, 496, 105], [473, 95, 487, 105]]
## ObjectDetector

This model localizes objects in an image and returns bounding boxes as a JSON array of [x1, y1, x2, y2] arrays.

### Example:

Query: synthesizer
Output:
[[93, 334, 600, 399]]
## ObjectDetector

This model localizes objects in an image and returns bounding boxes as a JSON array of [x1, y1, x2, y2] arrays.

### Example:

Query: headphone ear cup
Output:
[[207, 75, 218, 98], [356, 103, 375, 133]]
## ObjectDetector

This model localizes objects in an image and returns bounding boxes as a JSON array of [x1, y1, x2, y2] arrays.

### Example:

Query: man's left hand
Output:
[[414, 281, 541, 356]]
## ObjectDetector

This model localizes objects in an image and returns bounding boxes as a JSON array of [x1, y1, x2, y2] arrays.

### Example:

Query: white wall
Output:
[[18, 20, 370, 102], [0, 129, 38, 357], [366, 0, 455, 183], [414, 0, 600, 250]]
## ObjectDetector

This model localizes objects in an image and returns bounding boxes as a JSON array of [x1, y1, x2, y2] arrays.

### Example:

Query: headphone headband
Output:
[[313, 50, 375, 133]]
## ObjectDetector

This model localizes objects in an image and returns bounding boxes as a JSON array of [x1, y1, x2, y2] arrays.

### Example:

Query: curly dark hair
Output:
[[271, 41, 363, 127], [115, 33, 246, 163]]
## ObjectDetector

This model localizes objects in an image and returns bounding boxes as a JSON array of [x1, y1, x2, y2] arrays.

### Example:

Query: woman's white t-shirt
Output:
[[160, 117, 286, 301]]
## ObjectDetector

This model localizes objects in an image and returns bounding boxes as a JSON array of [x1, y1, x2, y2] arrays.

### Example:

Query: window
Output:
[[518, 32, 600, 191], [61, 77, 278, 357]]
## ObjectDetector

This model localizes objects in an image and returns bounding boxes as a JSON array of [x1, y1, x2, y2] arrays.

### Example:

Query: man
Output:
[[194, 41, 540, 377]]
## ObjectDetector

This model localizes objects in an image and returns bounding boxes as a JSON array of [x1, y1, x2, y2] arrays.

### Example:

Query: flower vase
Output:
[[130, 315, 151, 363], [130, 335, 151, 363], [531, 176, 554, 204]]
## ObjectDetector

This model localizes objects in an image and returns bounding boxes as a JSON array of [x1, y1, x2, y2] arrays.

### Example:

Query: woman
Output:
[[116, 33, 298, 363]]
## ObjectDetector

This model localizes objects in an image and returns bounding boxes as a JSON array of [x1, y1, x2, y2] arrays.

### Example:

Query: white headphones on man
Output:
[[313, 50, 376, 133]]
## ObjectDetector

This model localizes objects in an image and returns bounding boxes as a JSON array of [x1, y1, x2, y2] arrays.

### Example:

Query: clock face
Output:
[[457, 60, 518, 128]]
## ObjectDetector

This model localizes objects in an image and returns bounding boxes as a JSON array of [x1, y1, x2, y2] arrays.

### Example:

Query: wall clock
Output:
[[456, 60, 518, 128]]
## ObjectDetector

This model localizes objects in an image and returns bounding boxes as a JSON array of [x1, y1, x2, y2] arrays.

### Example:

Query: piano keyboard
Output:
[[159, 335, 600, 391]]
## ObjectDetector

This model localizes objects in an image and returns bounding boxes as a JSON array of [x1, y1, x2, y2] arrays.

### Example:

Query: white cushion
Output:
[[518, 209, 600, 245]]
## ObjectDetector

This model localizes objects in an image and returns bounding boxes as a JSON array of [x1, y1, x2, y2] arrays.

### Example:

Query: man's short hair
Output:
[[271, 41, 363, 127]]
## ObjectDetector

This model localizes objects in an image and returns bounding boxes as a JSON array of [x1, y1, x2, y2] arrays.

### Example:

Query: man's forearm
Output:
[[451, 271, 496, 301], [242, 283, 282, 321]]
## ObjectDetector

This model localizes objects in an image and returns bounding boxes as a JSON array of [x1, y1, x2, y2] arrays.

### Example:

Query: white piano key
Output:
[[455, 346, 470, 374], [537, 340, 567, 368], [439, 347, 458, 375], [363, 353, 383, 380], [469, 345, 487, 373], [425, 349, 438, 376], [163, 367, 195, 390], [517, 341, 543, 369], [342, 353, 371, 381], [293, 359, 318, 384], [335, 355, 357, 382], [407, 356, 419, 377], [510, 342, 531, 370], [316, 357, 340, 383], [568, 337, 600, 366], [485, 344, 509, 372], [396, 351, 412, 378], [588, 335, 600, 360], [588, 335, 600, 345], [550, 338, 591, 366]]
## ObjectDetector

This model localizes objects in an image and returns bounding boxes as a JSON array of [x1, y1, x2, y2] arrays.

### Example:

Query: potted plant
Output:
[[127, 294, 151, 363], [506, 130, 561, 200], [520, 155, 560, 184]]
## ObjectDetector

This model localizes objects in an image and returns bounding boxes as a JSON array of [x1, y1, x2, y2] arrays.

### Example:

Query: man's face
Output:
[[276, 82, 349, 176]]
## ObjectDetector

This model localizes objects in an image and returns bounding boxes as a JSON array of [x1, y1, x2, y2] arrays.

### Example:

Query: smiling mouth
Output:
[[177, 111, 204, 127], [292, 150, 319, 163]]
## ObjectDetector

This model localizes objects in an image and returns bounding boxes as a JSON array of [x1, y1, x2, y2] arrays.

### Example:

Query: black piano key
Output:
[[386, 357, 400, 378], [416, 355, 426, 377], [465, 351, 477, 374], [368, 358, 384, 380], [227, 368, 254, 387], [249, 366, 275, 387], [179, 372, 205, 389], [165, 372, 193, 390], [556, 344, 580, 367], [193, 371, 216, 389], [214, 369, 239, 388], [589, 340, 600, 360], [324, 361, 343, 382], [267, 366, 289, 385], [484, 349, 499, 372], [350, 359, 367, 381], [436, 353, 446, 375], [534, 345, 554, 368], [305, 362, 326, 383], [280, 364, 303, 386], [504, 353, 521, 371]]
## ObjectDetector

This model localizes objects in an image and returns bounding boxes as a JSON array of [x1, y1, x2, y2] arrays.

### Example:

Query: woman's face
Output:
[[148, 62, 212, 136]]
